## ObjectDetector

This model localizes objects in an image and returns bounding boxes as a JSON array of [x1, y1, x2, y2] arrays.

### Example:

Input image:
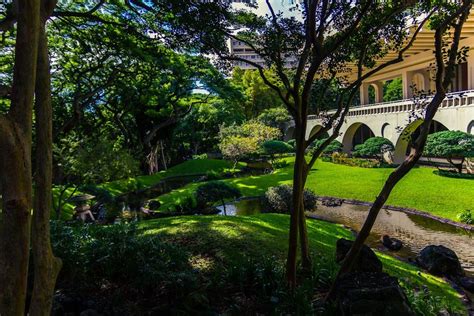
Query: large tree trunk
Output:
[[447, 157, 464, 174], [286, 124, 311, 285], [0, 1, 40, 314], [29, 22, 62, 316]]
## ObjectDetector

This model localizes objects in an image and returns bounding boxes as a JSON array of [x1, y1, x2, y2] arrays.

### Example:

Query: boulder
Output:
[[147, 200, 161, 210], [333, 272, 414, 316], [460, 276, 474, 292], [322, 198, 343, 207], [336, 238, 383, 273], [381, 235, 403, 251], [416, 245, 464, 277]]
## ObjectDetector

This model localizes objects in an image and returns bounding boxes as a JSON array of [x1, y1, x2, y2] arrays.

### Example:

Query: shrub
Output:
[[433, 169, 474, 179], [51, 222, 191, 292], [310, 138, 343, 155], [218, 121, 281, 167], [353, 137, 394, 161], [264, 185, 317, 214], [195, 181, 241, 215], [424, 130, 474, 173], [262, 140, 293, 165], [192, 153, 208, 160], [457, 209, 473, 224], [331, 152, 381, 168], [272, 159, 289, 169], [286, 139, 296, 150]]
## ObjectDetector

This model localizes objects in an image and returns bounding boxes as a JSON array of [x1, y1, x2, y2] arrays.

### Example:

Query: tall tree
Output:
[[0, 1, 40, 313], [158, 0, 430, 286], [332, 0, 472, 288]]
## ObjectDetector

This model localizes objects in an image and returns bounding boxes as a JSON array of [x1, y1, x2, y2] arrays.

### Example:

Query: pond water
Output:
[[217, 199, 474, 276]]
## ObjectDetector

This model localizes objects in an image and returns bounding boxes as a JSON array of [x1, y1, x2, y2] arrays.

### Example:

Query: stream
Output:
[[216, 198, 474, 276]]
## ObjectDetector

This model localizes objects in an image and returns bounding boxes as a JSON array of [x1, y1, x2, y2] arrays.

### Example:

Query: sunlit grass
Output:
[[157, 157, 474, 222], [139, 214, 464, 312]]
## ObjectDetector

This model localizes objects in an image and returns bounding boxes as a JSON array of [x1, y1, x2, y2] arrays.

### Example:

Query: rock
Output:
[[416, 245, 464, 277], [322, 197, 343, 207], [333, 272, 414, 316], [460, 276, 474, 292], [336, 238, 383, 273], [147, 200, 161, 210], [381, 235, 403, 251]]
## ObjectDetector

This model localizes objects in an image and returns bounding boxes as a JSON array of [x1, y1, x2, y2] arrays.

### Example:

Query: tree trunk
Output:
[[286, 127, 305, 287], [0, 1, 40, 314], [29, 24, 62, 316], [298, 198, 311, 272], [222, 199, 227, 216], [328, 95, 450, 300], [326, 147, 422, 302], [447, 157, 464, 174]]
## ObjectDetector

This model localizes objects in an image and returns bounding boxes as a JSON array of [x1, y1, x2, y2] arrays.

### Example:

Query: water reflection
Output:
[[217, 198, 474, 276]]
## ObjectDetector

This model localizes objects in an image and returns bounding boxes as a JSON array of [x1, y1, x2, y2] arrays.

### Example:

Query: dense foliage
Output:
[[424, 130, 474, 173], [353, 137, 394, 161], [262, 140, 293, 165], [54, 133, 139, 184], [219, 121, 280, 166], [264, 185, 318, 214], [312, 139, 343, 156]]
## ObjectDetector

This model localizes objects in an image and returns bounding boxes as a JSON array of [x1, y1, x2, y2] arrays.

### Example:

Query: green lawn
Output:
[[140, 214, 464, 313], [98, 158, 244, 196], [156, 158, 474, 222], [54, 159, 243, 219]]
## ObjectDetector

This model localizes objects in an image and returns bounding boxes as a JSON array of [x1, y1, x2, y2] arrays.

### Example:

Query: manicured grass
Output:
[[54, 159, 243, 219], [99, 158, 244, 196], [157, 158, 474, 222], [140, 214, 464, 312]]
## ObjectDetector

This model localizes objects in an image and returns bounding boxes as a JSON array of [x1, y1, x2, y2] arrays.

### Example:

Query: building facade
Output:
[[285, 13, 474, 163]]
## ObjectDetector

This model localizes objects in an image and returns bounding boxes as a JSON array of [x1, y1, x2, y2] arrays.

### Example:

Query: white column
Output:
[[422, 71, 431, 92], [360, 83, 370, 105], [467, 49, 474, 90], [401, 70, 414, 99], [374, 82, 384, 103]]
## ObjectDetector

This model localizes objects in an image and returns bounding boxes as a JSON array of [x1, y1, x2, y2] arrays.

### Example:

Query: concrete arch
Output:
[[393, 119, 449, 164], [468, 120, 474, 134], [308, 124, 323, 139], [381, 123, 393, 139], [342, 122, 375, 152]]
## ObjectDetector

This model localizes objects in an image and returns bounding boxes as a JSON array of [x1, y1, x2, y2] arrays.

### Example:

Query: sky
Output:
[[232, 0, 300, 17]]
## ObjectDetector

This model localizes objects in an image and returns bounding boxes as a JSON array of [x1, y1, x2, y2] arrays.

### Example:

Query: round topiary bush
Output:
[[263, 184, 317, 214], [310, 138, 343, 155], [353, 137, 394, 161]]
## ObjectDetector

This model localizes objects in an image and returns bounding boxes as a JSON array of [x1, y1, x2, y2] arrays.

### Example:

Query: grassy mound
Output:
[[52, 214, 465, 314], [53, 159, 243, 219]]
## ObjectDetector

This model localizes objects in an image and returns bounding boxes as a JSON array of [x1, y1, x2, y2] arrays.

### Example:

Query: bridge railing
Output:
[[307, 89, 474, 120]]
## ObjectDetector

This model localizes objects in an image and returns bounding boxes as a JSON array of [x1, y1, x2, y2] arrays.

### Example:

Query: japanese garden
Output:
[[1, 1, 474, 315]]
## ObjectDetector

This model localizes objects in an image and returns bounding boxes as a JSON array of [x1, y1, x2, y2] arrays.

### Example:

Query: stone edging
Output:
[[228, 194, 473, 232], [316, 196, 474, 232]]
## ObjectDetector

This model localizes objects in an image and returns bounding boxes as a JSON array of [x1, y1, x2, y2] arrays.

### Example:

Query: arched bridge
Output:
[[285, 90, 474, 164]]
